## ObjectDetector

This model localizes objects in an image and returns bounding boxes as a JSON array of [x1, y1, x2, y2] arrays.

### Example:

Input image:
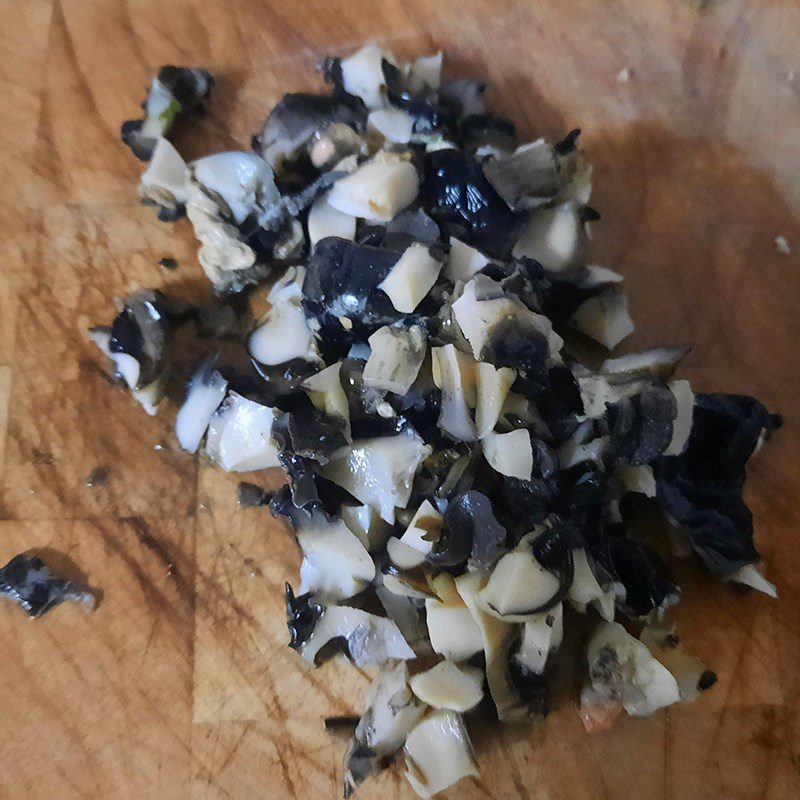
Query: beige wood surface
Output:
[[1, 1, 799, 798]]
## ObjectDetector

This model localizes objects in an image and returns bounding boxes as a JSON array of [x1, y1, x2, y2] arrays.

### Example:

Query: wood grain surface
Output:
[[1, 1, 799, 798]]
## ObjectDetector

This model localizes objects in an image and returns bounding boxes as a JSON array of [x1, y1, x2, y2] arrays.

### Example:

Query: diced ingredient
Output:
[[0, 553, 95, 618], [328, 159, 419, 221], [403, 710, 478, 799], [410, 661, 484, 712]]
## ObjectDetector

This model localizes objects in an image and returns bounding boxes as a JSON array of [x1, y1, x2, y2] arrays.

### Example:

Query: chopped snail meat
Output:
[[121, 65, 213, 160], [139, 137, 189, 212], [613, 464, 657, 497], [205, 393, 281, 472], [403, 710, 478, 799], [367, 107, 415, 143], [579, 262, 623, 288], [452, 276, 562, 363], [583, 620, 680, 717], [258, 92, 365, 169], [477, 549, 561, 619], [723, 563, 777, 598], [376, 583, 427, 642], [456, 571, 540, 722], [557, 433, 609, 471], [568, 548, 615, 619], [589, 529, 679, 618], [512, 201, 585, 273], [554, 153, 593, 205], [442, 237, 490, 283], [285, 584, 414, 667], [664, 379, 694, 456], [175, 358, 229, 453], [607, 383, 677, 466], [421, 147, 516, 257], [481, 429, 533, 480], [302, 236, 403, 323], [410, 661, 484, 712], [474, 362, 516, 439], [425, 573, 484, 662], [398, 499, 442, 556], [302, 362, 351, 441], [98, 48, 783, 792], [431, 344, 478, 442], [441, 490, 507, 570], [90, 289, 172, 415], [327, 158, 419, 221], [599, 346, 690, 381], [574, 369, 650, 419], [249, 297, 319, 366], [383, 208, 441, 248], [339, 43, 394, 110], [185, 183, 262, 292], [656, 393, 781, 576], [191, 151, 280, 225], [378, 243, 443, 313], [339, 502, 390, 552], [568, 285, 635, 349], [320, 429, 432, 522], [439, 77, 487, 119], [308, 193, 357, 246], [483, 139, 560, 211], [363, 324, 427, 394], [381, 569, 435, 601], [512, 603, 564, 675], [0, 553, 95, 618], [387, 536, 428, 570], [295, 509, 375, 602], [344, 661, 427, 797]]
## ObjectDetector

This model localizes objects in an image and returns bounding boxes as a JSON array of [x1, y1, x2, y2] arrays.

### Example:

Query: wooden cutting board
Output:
[[1, 1, 799, 798]]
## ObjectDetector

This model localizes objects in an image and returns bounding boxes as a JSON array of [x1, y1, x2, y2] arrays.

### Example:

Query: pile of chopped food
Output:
[[69, 45, 784, 797]]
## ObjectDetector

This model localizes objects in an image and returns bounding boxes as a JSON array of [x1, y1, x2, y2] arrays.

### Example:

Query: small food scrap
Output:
[[409, 661, 484, 712], [723, 563, 778, 597], [698, 670, 718, 690], [92, 46, 782, 798], [344, 662, 426, 797], [582, 621, 680, 722], [774, 235, 791, 255], [85, 465, 110, 487], [176, 357, 229, 453], [89, 289, 178, 415], [0, 553, 95, 618], [121, 66, 214, 161], [404, 710, 478, 799]]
